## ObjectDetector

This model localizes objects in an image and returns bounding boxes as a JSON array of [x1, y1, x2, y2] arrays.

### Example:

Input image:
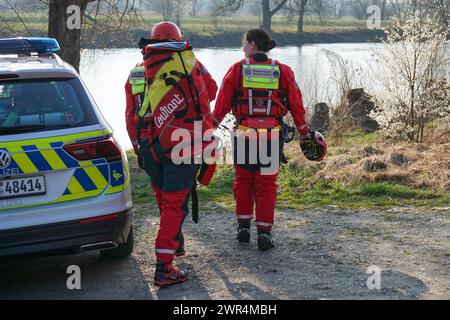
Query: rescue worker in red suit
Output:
[[213, 28, 310, 250], [125, 22, 218, 286]]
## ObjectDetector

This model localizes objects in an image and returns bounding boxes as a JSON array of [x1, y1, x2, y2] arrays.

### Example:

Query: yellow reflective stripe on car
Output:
[[138, 50, 197, 118], [0, 186, 106, 211], [124, 161, 131, 190], [0, 130, 107, 148], [0, 128, 126, 211], [7, 146, 39, 174], [38, 143, 67, 171], [106, 185, 123, 195], [83, 165, 109, 188], [58, 189, 104, 202], [67, 175, 85, 194]]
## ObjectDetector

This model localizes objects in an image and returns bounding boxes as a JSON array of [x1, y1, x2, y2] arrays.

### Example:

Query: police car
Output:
[[0, 38, 133, 259]]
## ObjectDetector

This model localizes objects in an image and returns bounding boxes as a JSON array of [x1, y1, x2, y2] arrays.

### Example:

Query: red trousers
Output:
[[233, 164, 278, 230], [141, 138, 194, 264], [152, 184, 189, 264]]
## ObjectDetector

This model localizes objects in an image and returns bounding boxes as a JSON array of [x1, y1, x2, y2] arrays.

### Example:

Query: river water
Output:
[[78, 43, 436, 150]]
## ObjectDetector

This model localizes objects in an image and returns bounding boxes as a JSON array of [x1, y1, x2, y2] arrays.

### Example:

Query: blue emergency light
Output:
[[0, 37, 60, 55]]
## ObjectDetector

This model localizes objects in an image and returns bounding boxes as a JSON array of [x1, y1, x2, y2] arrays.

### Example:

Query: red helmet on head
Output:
[[151, 21, 183, 41]]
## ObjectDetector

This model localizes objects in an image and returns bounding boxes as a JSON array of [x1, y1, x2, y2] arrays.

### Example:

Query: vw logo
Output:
[[0, 150, 12, 169]]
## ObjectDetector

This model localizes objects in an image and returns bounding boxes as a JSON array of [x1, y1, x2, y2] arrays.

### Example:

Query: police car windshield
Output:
[[0, 78, 98, 135]]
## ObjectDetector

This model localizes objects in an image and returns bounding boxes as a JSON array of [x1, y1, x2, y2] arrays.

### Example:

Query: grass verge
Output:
[[127, 134, 449, 213]]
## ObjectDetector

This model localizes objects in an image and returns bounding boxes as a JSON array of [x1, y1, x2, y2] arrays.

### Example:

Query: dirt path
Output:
[[1, 206, 449, 300]]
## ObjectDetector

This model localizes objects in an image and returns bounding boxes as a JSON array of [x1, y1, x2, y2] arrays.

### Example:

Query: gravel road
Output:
[[1, 205, 449, 300]]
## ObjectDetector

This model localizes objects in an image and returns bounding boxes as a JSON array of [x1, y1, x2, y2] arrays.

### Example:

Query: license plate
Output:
[[0, 176, 46, 200]]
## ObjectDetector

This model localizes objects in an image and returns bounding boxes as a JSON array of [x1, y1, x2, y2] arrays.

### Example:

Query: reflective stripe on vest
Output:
[[243, 59, 280, 90], [156, 249, 176, 255], [237, 125, 281, 133], [138, 50, 197, 118], [129, 66, 146, 95], [242, 60, 279, 117], [237, 215, 253, 220], [248, 89, 253, 115], [266, 90, 273, 116], [255, 221, 273, 227]]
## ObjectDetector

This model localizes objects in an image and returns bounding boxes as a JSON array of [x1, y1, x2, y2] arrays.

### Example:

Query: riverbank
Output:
[[82, 28, 386, 49], [0, 14, 385, 49], [0, 27, 384, 49]]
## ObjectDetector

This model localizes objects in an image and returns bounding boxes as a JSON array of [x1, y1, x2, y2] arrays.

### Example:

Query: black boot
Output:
[[154, 263, 188, 287], [237, 221, 251, 243], [257, 229, 275, 251]]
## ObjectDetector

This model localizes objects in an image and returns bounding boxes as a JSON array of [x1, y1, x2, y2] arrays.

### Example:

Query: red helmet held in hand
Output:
[[300, 130, 327, 162], [151, 21, 183, 41]]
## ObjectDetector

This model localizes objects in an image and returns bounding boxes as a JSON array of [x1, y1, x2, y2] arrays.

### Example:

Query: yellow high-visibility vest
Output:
[[243, 59, 280, 90], [129, 66, 146, 95]]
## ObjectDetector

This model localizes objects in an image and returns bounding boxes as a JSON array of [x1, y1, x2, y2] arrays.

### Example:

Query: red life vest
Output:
[[232, 58, 290, 121], [138, 41, 214, 160]]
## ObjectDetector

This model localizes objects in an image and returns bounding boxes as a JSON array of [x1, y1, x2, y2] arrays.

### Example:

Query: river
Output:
[[77, 43, 418, 150]]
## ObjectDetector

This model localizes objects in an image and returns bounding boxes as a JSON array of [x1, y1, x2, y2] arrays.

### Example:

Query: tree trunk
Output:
[[48, 0, 92, 72], [381, 0, 387, 21], [297, 0, 308, 35], [262, 0, 288, 32], [420, 119, 425, 143], [192, 0, 198, 17], [410, 84, 416, 142], [262, 0, 272, 31]]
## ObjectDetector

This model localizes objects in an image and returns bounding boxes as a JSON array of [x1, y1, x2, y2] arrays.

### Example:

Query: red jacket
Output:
[[212, 53, 308, 135], [125, 61, 218, 151]]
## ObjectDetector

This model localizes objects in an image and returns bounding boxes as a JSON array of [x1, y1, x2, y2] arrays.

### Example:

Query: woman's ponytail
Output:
[[265, 40, 277, 51], [244, 28, 277, 52]]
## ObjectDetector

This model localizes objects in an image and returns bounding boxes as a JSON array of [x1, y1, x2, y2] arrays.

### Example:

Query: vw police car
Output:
[[0, 38, 133, 259]]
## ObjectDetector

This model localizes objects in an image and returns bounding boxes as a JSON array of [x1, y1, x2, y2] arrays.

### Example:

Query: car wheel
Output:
[[100, 225, 134, 259]]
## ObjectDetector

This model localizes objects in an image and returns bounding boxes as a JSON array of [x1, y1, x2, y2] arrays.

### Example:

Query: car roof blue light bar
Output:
[[0, 37, 60, 55]]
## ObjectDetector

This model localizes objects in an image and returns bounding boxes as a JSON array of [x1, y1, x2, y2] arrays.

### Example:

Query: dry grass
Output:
[[285, 124, 450, 192], [422, 118, 450, 145]]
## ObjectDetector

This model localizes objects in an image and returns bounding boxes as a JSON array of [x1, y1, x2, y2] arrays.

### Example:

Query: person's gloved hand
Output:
[[299, 130, 312, 143], [137, 152, 144, 170], [133, 143, 145, 170]]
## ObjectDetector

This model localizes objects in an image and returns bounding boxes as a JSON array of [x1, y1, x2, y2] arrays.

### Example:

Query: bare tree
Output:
[[47, 0, 95, 72], [192, 0, 198, 16], [284, 0, 308, 34], [330, 0, 346, 19], [213, 0, 245, 15], [261, 0, 289, 32], [349, 0, 369, 20], [172, 0, 192, 26], [3, 0, 142, 71], [308, 0, 326, 23], [0, 0, 35, 36], [214, 0, 288, 32], [324, 49, 365, 143]]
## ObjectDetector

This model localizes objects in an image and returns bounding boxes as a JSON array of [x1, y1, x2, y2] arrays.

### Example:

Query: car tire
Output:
[[100, 225, 134, 259]]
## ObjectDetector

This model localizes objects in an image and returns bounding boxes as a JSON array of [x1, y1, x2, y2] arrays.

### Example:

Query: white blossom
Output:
[[371, 6, 450, 142]]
